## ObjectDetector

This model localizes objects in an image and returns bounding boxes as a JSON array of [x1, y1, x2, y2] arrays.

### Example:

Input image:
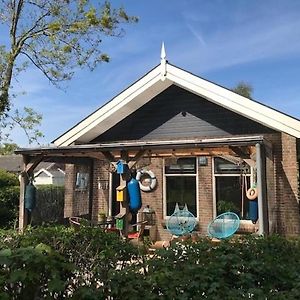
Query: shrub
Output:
[[0, 246, 73, 299], [1, 228, 300, 299], [0, 225, 139, 299], [0, 169, 19, 187], [109, 235, 300, 299], [0, 170, 19, 229]]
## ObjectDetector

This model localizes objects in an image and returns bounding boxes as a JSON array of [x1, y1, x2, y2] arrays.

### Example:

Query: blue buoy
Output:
[[127, 177, 142, 213], [249, 200, 258, 223], [24, 183, 36, 212]]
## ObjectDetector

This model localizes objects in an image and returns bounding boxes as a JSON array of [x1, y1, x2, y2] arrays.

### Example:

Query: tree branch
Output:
[[20, 50, 58, 84], [16, 11, 51, 50], [10, 0, 24, 48]]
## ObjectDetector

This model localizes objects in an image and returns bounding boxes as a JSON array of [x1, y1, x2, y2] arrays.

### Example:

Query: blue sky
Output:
[[2, 0, 300, 146]]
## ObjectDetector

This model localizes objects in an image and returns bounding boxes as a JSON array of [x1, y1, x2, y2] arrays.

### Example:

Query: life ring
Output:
[[246, 187, 258, 200], [136, 169, 157, 192]]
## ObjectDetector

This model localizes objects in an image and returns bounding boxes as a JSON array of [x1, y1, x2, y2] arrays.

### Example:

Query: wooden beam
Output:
[[25, 155, 44, 174], [19, 173, 28, 232], [128, 150, 146, 169], [120, 150, 128, 162], [229, 146, 251, 158], [101, 151, 116, 162], [45, 156, 92, 164]]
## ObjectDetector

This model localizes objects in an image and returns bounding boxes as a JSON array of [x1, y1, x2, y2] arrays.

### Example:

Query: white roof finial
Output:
[[161, 42, 166, 61], [160, 42, 167, 80]]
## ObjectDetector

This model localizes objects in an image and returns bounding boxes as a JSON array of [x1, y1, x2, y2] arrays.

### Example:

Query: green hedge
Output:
[[0, 227, 300, 299], [0, 226, 139, 299], [0, 169, 19, 187], [0, 170, 19, 228], [0, 169, 65, 228], [0, 186, 19, 228]]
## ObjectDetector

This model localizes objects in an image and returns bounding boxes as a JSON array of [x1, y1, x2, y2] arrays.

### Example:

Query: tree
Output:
[[232, 82, 253, 99], [0, 0, 138, 113], [0, 142, 18, 154], [0, 106, 44, 145]]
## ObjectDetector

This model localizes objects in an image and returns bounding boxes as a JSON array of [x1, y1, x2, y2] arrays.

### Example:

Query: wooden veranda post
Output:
[[256, 143, 268, 235], [19, 154, 43, 231], [19, 156, 30, 231]]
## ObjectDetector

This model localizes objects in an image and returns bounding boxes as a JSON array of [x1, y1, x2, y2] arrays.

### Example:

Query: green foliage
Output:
[[0, 225, 139, 299], [0, 186, 19, 228], [0, 181, 65, 229], [0, 143, 18, 155], [0, 169, 19, 187], [0, 0, 138, 113], [0, 170, 19, 228], [110, 235, 300, 299], [217, 199, 238, 214], [232, 81, 253, 99], [0, 245, 73, 299], [1, 227, 300, 299], [0, 106, 44, 145]]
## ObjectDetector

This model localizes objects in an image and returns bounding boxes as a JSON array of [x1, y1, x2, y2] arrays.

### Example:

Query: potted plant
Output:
[[217, 200, 238, 215], [98, 210, 106, 223]]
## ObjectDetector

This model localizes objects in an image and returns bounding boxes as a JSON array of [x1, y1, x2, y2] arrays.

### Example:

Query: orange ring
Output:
[[246, 187, 258, 200]]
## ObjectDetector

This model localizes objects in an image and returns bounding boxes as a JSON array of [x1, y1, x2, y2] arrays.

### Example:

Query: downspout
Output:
[[108, 172, 113, 217], [256, 143, 265, 235]]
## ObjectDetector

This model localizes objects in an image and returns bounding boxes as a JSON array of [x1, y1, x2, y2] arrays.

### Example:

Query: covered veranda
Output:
[[16, 135, 270, 236]]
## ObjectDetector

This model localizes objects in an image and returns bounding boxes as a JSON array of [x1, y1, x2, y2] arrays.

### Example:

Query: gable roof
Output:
[[53, 55, 300, 146], [34, 168, 65, 178], [0, 155, 64, 173]]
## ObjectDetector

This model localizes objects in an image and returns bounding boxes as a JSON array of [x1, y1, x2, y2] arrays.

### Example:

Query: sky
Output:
[[1, 0, 300, 147]]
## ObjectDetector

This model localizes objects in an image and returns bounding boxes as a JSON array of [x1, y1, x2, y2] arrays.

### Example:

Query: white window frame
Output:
[[212, 156, 253, 220], [163, 157, 199, 220]]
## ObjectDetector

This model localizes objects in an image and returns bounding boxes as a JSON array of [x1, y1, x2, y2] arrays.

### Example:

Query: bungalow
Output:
[[16, 45, 300, 239]]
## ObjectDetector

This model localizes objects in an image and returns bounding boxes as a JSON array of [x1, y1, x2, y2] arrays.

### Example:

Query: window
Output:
[[214, 157, 251, 220], [164, 157, 197, 217], [75, 172, 89, 190]]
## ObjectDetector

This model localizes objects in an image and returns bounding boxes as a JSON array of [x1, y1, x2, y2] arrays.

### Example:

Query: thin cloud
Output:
[[185, 23, 206, 47], [180, 10, 300, 72]]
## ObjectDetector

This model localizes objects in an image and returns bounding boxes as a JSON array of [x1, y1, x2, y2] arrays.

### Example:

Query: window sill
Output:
[[237, 220, 258, 233]]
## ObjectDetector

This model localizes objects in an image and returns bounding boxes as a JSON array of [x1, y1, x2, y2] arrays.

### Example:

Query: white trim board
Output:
[[53, 62, 300, 146], [34, 168, 52, 178]]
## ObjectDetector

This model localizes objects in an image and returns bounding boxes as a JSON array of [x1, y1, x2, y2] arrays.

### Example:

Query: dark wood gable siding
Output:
[[92, 85, 275, 143]]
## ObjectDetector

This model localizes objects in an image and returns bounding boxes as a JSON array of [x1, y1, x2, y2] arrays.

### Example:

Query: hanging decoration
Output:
[[24, 180, 37, 212], [136, 169, 157, 192]]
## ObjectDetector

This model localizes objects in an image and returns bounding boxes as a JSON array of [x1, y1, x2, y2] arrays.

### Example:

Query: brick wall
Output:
[[64, 134, 300, 236], [92, 160, 110, 223], [198, 157, 214, 233], [266, 133, 300, 235], [132, 157, 213, 240], [135, 158, 169, 240], [64, 164, 90, 218]]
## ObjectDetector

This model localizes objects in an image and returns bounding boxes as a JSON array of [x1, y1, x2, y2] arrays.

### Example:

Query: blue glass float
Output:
[[207, 212, 240, 239], [166, 205, 197, 236]]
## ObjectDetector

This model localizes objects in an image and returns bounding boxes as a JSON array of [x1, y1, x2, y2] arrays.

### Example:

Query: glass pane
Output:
[[216, 176, 250, 220], [165, 157, 196, 174], [214, 157, 250, 174], [166, 176, 197, 216]]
